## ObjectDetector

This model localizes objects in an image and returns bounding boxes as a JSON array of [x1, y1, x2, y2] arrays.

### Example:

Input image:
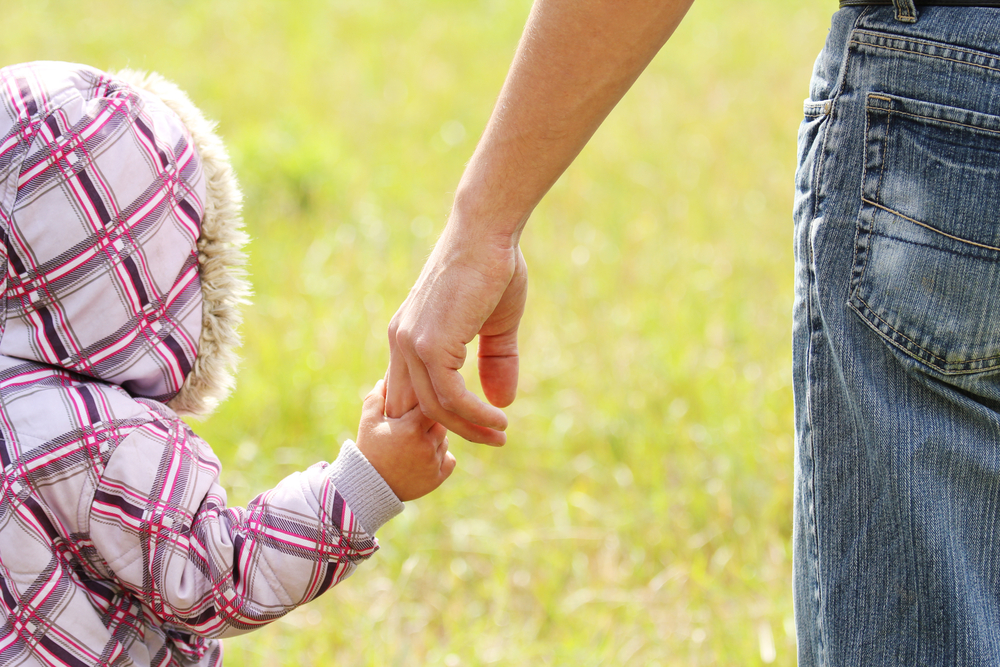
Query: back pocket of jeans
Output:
[[850, 93, 1000, 375]]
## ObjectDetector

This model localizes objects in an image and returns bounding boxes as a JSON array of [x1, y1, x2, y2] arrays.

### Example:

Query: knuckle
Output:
[[388, 325, 409, 350], [419, 403, 439, 422], [437, 393, 458, 413], [411, 336, 435, 360], [396, 323, 417, 347]]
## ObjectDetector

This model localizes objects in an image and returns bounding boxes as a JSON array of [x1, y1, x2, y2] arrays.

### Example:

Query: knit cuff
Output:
[[327, 440, 404, 535]]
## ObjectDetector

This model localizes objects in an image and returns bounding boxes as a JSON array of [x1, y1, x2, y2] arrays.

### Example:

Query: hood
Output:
[[0, 61, 248, 417]]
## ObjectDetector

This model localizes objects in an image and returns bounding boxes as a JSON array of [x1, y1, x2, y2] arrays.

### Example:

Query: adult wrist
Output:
[[450, 179, 530, 249]]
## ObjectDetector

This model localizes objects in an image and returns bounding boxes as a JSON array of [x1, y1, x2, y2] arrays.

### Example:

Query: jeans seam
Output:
[[855, 40, 1000, 76], [801, 105, 826, 665], [801, 237, 823, 667], [805, 14, 875, 665], [851, 294, 1000, 373], [807, 92, 828, 667], [876, 107, 1000, 138], [852, 29, 1000, 74], [848, 97, 879, 313], [864, 197, 1000, 253], [814, 8, 874, 210], [849, 296, 947, 365]]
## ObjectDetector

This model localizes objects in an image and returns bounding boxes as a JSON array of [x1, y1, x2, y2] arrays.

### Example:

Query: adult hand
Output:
[[383, 0, 689, 443], [385, 223, 527, 446]]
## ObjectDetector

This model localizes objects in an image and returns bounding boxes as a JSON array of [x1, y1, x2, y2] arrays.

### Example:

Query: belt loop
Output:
[[892, 0, 919, 22]]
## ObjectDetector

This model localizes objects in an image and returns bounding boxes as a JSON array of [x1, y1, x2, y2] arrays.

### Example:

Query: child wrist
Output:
[[326, 440, 404, 534]]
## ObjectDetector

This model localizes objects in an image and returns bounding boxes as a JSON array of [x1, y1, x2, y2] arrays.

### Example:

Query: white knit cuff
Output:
[[327, 440, 403, 535]]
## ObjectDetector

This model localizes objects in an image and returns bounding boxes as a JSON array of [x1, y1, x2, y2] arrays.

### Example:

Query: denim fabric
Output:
[[793, 8, 1000, 666]]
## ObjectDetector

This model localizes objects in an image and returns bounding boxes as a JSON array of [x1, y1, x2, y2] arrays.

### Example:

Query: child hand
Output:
[[355, 379, 456, 502]]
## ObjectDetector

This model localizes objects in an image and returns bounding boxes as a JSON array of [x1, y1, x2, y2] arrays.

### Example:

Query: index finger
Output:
[[402, 345, 508, 446], [386, 310, 419, 419], [385, 344, 418, 419]]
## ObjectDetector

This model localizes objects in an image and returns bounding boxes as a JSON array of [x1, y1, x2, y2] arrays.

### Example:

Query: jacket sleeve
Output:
[[87, 416, 403, 638]]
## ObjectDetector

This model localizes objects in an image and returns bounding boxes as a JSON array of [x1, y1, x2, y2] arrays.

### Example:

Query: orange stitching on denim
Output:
[[865, 104, 1000, 137], [851, 31, 1000, 75], [862, 198, 1000, 252], [851, 297, 1000, 372], [850, 40, 1000, 76]]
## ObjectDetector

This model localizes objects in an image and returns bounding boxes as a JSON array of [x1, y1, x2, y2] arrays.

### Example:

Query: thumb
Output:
[[478, 247, 526, 408], [478, 327, 519, 408]]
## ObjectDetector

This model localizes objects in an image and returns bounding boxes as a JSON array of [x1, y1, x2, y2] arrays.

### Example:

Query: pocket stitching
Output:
[[851, 29, 1000, 76], [850, 92, 1000, 375], [849, 293, 1000, 373], [862, 199, 1000, 253]]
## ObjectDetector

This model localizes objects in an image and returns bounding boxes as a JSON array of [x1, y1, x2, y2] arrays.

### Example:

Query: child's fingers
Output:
[[399, 401, 437, 432], [440, 450, 457, 480], [434, 431, 452, 476], [428, 422, 448, 444], [362, 379, 387, 419]]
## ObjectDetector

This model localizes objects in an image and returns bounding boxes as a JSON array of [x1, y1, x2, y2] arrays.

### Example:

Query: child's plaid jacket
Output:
[[0, 62, 401, 666]]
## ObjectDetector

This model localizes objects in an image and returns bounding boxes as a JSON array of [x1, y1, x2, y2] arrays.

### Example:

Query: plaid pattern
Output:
[[0, 62, 204, 403], [0, 63, 380, 666]]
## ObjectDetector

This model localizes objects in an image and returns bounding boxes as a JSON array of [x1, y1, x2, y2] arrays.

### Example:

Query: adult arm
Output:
[[386, 0, 694, 443]]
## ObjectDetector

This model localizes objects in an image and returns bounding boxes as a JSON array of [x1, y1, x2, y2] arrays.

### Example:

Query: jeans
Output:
[[793, 6, 1000, 666]]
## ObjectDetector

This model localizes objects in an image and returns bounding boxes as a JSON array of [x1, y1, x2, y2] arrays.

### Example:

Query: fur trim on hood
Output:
[[113, 69, 251, 418]]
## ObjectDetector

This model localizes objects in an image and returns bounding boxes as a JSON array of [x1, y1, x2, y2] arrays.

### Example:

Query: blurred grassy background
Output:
[[2, 1, 831, 664]]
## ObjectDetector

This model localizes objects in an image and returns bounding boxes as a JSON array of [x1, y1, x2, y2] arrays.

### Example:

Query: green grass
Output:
[[2, 1, 830, 664]]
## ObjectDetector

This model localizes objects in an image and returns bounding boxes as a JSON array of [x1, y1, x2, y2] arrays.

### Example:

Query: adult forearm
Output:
[[452, 0, 694, 246], [385, 0, 694, 437]]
